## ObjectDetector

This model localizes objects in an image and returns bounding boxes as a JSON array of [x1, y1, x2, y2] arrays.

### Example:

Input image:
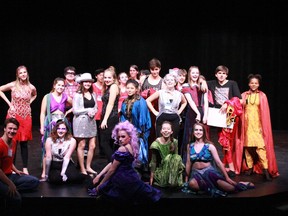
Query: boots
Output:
[[263, 169, 272, 181]]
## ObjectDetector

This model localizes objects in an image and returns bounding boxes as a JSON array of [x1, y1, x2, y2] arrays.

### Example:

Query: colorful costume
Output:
[[185, 142, 254, 197], [45, 137, 85, 184], [181, 84, 209, 159], [235, 90, 279, 177], [42, 93, 70, 158], [149, 138, 185, 187], [72, 92, 97, 138], [218, 97, 242, 171], [7, 86, 34, 141], [120, 95, 151, 167], [97, 149, 161, 203]]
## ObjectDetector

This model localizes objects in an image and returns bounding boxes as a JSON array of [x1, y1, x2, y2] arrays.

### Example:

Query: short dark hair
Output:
[[140, 69, 150, 76], [64, 66, 76, 75], [94, 68, 105, 76], [4, 117, 19, 129]]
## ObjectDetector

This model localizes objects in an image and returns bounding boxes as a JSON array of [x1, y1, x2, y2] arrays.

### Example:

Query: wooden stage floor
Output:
[[2, 127, 288, 216]]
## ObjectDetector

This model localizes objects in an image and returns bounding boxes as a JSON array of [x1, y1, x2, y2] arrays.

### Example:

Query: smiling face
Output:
[[56, 123, 67, 138], [104, 70, 115, 86], [189, 67, 200, 83], [65, 69, 76, 82], [160, 122, 173, 138], [126, 82, 138, 96], [248, 77, 260, 92], [193, 123, 204, 140], [118, 72, 128, 85], [4, 122, 18, 139], [17, 66, 28, 82], [164, 74, 177, 89], [53, 80, 65, 94], [96, 72, 104, 83], [82, 81, 92, 91]]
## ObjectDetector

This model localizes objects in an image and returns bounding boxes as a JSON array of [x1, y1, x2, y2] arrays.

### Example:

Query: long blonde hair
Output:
[[103, 67, 119, 94], [15, 65, 31, 91]]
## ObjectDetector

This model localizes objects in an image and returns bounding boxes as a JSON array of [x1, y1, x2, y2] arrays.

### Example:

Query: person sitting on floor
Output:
[[0, 118, 40, 214], [149, 121, 185, 188], [183, 122, 255, 197], [41, 120, 86, 184], [88, 121, 161, 204]]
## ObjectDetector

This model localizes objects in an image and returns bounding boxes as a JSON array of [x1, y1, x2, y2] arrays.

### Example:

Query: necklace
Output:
[[56, 138, 65, 143], [248, 93, 257, 105]]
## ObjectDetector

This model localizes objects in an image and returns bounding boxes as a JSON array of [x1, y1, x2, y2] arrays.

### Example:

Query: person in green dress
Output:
[[149, 121, 185, 187]]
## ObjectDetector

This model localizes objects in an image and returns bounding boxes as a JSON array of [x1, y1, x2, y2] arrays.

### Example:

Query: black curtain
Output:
[[0, 1, 287, 130]]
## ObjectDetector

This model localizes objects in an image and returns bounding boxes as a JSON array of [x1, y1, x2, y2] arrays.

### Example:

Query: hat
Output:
[[75, 73, 94, 83]]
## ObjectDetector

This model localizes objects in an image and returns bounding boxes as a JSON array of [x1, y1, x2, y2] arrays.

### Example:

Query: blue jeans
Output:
[[0, 173, 40, 210]]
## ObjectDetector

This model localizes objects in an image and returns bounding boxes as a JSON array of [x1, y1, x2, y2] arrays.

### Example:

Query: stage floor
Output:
[[3, 127, 288, 215]]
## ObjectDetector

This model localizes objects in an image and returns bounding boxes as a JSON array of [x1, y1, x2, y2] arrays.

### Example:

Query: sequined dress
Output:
[[7, 86, 33, 141]]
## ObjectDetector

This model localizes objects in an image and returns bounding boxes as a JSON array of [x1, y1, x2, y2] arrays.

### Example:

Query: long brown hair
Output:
[[50, 120, 72, 143], [190, 122, 213, 144]]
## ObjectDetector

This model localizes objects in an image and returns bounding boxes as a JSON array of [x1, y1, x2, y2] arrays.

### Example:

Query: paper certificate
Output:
[[207, 107, 234, 129]]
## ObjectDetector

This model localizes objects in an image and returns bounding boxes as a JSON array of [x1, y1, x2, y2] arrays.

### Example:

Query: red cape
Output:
[[234, 91, 279, 177]]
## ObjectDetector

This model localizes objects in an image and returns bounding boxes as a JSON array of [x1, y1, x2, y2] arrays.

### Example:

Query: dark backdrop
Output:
[[0, 1, 287, 130]]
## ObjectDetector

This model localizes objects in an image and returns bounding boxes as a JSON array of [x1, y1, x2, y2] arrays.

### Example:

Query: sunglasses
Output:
[[66, 72, 75, 75]]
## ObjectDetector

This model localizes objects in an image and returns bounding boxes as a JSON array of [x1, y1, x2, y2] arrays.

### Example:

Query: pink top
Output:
[[50, 93, 68, 113]]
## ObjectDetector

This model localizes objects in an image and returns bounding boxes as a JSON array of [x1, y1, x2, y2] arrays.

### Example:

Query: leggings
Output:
[[13, 141, 28, 168]]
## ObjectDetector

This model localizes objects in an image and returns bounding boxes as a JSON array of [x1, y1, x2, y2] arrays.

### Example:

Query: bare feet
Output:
[[86, 168, 97, 175], [23, 168, 29, 175]]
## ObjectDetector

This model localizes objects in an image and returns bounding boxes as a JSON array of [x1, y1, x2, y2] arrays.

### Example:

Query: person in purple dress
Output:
[[88, 121, 161, 204], [39, 77, 72, 179]]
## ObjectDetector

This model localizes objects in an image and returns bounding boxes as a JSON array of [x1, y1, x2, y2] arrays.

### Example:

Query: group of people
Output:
[[0, 58, 280, 210]]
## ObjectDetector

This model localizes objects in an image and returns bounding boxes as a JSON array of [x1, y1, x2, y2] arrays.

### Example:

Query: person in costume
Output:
[[183, 122, 254, 197], [181, 66, 209, 161], [73, 72, 98, 176], [0, 65, 37, 175], [149, 121, 185, 187], [237, 74, 279, 180], [89, 121, 161, 204], [119, 79, 151, 179], [39, 77, 72, 180], [140, 58, 165, 147], [100, 67, 120, 163], [146, 73, 187, 140], [42, 120, 86, 184], [206, 65, 242, 177]]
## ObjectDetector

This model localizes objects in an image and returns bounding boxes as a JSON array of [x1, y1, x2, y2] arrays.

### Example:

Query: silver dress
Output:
[[72, 92, 97, 138]]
